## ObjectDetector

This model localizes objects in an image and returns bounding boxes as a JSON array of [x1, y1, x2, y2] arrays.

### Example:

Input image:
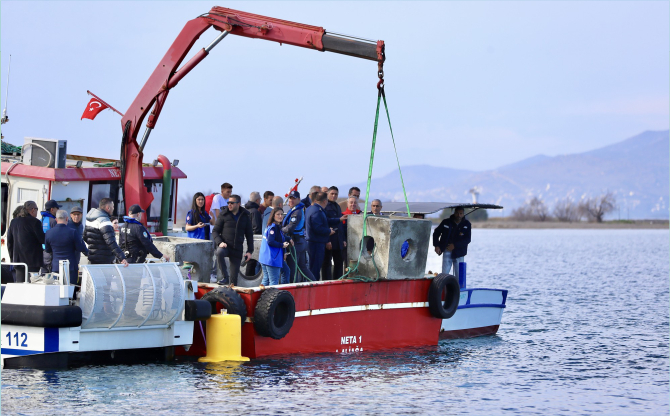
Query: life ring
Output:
[[201, 286, 247, 326], [428, 274, 460, 319], [253, 289, 295, 340]]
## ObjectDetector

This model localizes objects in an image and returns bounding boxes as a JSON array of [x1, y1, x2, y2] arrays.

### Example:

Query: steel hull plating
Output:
[[189, 278, 442, 359]]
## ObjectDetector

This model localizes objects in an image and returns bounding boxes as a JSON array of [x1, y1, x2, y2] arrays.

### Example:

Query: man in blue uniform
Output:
[[305, 192, 336, 280], [40, 199, 61, 272], [432, 207, 471, 279], [282, 191, 315, 283], [44, 210, 89, 284], [119, 204, 169, 264]]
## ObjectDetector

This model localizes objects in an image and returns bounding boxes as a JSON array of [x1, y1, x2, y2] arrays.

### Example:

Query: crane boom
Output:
[[120, 7, 385, 223]]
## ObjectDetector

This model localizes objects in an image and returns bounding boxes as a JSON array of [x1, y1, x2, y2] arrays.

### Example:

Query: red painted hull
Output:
[[179, 278, 442, 359]]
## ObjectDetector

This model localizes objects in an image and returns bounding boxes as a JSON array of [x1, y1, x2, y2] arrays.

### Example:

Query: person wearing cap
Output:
[[6, 201, 45, 282], [67, 206, 86, 271], [67, 206, 85, 238], [45, 210, 89, 284], [281, 190, 315, 283], [40, 199, 61, 273], [83, 198, 128, 265], [119, 204, 169, 264]]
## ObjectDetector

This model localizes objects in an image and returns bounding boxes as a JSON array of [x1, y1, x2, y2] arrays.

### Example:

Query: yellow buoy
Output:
[[198, 311, 250, 362]]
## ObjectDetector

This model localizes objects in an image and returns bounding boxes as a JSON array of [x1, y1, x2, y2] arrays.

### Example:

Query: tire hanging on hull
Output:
[[253, 289, 295, 340], [428, 274, 460, 319], [200, 286, 247, 325]]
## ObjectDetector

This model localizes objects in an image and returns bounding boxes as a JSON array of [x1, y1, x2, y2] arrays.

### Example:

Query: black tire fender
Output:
[[428, 274, 460, 319], [1, 304, 82, 328], [200, 286, 247, 326], [253, 289, 295, 340]]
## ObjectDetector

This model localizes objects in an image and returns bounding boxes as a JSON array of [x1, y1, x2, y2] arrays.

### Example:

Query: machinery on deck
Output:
[[119, 6, 386, 224]]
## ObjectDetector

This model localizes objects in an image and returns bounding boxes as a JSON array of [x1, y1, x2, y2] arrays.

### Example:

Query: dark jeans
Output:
[[322, 248, 344, 281], [308, 242, 327, 281], [286, 237, 314, 283], [216, 247, 242, 286]]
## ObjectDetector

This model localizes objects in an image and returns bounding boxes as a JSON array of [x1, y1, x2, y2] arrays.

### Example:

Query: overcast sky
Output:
[[1, 1, 668, 201]]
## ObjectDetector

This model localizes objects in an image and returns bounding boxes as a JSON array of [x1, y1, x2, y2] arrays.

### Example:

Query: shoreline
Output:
[[467, 219, 669, 229]]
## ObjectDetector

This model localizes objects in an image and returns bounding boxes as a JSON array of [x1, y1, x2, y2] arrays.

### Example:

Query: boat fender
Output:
[[200, 286, 247, 326], [253, 289, 295, 340], [184, 300, 212, 321], [427, 274, 460, 319], [1, 304, 82, 328]]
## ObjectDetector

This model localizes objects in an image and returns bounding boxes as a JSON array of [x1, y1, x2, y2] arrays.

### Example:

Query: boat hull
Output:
[[439, 288, 507, 340], [189, 278, 443, 359]]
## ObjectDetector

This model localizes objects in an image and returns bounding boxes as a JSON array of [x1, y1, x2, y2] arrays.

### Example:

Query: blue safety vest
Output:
[[283, 203, 305, 236], [41, 212, 56, 249], [41, 212, 55, 234], [259, 223, 285, 268]]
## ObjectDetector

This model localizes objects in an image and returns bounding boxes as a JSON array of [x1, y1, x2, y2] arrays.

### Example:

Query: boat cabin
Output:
[[1, 137, 185, 260]]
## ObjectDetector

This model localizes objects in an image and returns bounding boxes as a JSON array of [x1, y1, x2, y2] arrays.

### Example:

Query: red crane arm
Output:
[[120, 7, 385, 220]]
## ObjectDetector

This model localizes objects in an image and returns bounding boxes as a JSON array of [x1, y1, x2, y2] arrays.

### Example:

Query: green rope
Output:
[[288, 245, 313, 283], [381, 91, 411, 217], [337, 91, 384, 281]]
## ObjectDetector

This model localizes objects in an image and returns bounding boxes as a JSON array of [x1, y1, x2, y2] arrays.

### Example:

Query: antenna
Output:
[[1, 55, 11, 125]]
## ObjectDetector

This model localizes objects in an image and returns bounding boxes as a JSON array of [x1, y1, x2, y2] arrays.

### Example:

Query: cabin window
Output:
[[88, 181, 121, 217], [143, 179, 173, 222], [17, 187, 39, 203]]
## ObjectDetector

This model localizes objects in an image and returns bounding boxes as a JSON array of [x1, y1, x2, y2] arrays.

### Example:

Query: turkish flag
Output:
[[81, 98, 109, 120]]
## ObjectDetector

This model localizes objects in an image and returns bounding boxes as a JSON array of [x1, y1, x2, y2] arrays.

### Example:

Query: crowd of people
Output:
[[3, 198, 168, 284], [3, 183, 471, 287], [184, 182, 383, 285]]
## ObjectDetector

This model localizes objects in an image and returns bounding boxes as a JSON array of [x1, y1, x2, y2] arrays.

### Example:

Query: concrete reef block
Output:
[[153, 236, 214, 283], [346, 215, 432, 280]]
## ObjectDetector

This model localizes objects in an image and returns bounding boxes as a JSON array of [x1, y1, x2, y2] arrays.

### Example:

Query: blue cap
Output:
[[45, 200, 62, 210], [288, 190, 300, 199]]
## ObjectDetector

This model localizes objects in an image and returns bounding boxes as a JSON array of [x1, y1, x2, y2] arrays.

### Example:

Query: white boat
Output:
[[1, 260, 210, 368], [439, 263, 507, 340]]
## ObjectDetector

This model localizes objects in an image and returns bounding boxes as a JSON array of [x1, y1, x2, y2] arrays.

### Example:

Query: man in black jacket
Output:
[[322, 186, 348, 280], [6, 201, 45, 282], [212, 194, 254, 286], [432, 207, 471, 279], [83, 198, 128, 266], [244, 192, 263, 235], [243, 192, 263, 276]]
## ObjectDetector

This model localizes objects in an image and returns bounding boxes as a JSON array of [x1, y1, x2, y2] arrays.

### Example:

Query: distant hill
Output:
[[349, 130, 669, 219]]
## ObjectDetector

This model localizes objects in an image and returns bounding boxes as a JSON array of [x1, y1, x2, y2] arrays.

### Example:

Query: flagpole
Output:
[[86, 90, 124, 117]]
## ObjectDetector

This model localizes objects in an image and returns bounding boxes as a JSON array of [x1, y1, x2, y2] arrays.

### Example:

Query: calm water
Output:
[[2, 229, 668, 415]]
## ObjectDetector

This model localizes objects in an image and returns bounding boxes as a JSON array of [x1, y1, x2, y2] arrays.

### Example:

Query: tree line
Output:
[[512, 191, 616, 223]]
